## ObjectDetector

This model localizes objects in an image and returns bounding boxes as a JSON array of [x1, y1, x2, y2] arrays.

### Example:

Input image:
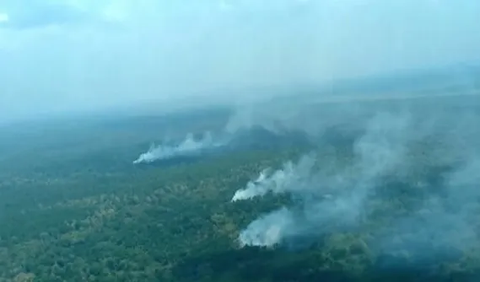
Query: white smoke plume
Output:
[[231, 154, 316, 202], [133, 132, 226, 164], [235, 108, 480, 253], [132, 100, 320, 165], [236, 112, 412, 247], [238, 207, 296, 248]]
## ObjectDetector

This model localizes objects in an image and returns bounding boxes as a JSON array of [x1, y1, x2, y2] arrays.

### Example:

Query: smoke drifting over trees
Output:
[[226, 94, 480, 270], [1, 69, 480, 281], [133, 132, 226, 164]]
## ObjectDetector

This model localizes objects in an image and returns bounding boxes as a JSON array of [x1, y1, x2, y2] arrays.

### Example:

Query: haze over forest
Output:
[[1, 1, 480, 282], [1, 0, 480, 123]]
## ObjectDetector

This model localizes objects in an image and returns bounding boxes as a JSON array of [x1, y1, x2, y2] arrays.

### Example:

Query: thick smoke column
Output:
[[234, 108, 480, 255], [238, 207, 296, 247], [133, 132, 226, 164], [231, 154, 316, 202], [235, 112, 412, 247]]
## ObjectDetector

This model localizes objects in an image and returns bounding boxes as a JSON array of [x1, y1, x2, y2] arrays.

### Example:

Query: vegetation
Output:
[[0, 99, 479, 282]]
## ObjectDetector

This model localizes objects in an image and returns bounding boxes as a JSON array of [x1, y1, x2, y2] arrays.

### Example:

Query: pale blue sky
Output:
[[1, 0, 480, 122]]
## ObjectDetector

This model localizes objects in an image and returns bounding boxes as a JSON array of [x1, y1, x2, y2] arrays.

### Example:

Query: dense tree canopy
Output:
[[1, 97, 480, 282]]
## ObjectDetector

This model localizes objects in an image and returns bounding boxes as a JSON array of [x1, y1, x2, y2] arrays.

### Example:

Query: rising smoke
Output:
[[232, 111, 413, 246], [231, 154, 315, 202], [231, 102, 480, 264], [133, 132, 227, 164], [132, 101, 316, 164]]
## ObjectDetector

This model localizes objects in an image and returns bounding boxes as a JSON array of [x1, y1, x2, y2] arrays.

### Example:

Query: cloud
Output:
[[0, 0, 92, 29], [0, 13, 8, 23]]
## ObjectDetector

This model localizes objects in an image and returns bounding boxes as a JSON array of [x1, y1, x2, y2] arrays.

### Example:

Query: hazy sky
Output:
[[1, 0, 480, 122]]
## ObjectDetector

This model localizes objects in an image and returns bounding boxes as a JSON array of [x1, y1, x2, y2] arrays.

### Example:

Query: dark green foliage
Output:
[[1, 104, 480, 282]]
